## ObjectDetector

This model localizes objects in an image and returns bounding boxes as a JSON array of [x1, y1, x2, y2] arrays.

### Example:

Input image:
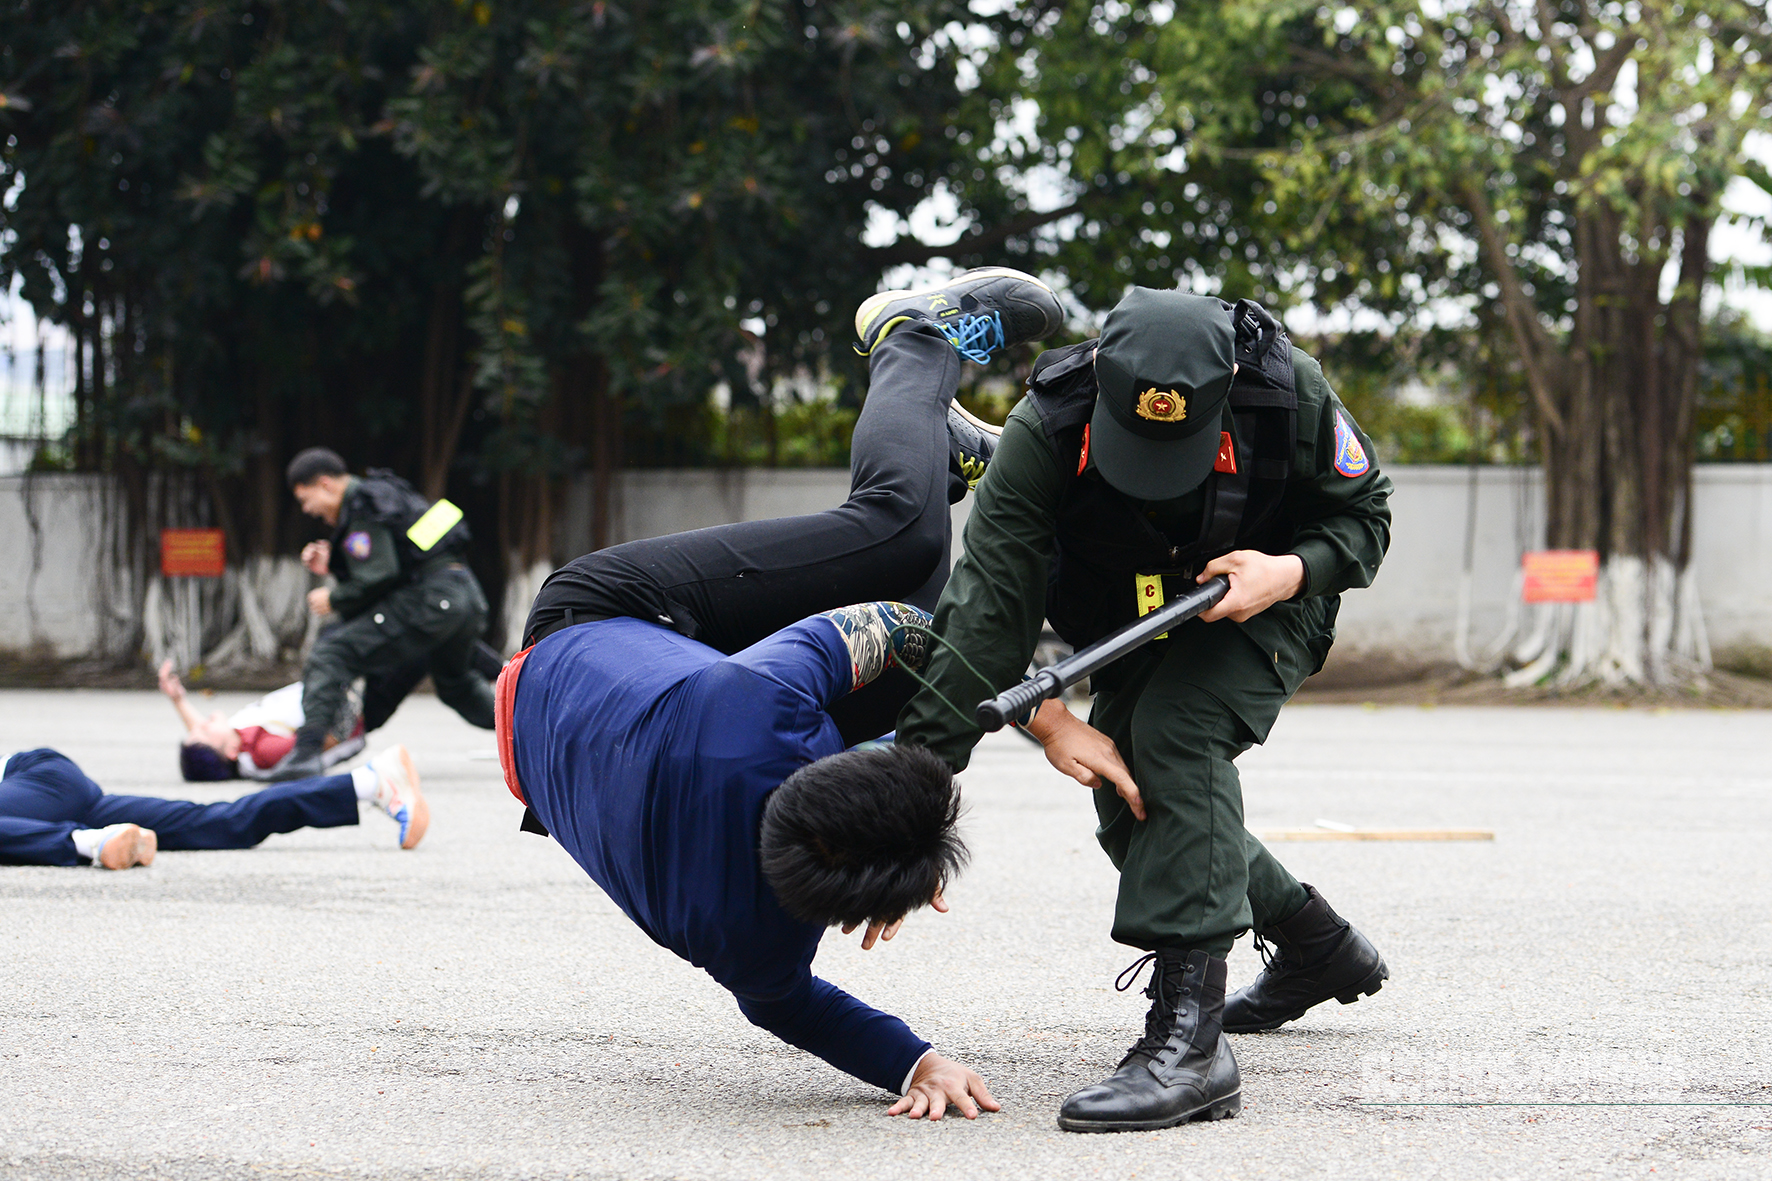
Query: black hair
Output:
[[179, 740, 238, 782], [285, 447, 349, 489], [759, 743, 966, 929]]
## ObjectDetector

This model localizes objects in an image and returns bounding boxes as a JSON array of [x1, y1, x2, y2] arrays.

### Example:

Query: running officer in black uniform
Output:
[[272, 449, 496, 780]]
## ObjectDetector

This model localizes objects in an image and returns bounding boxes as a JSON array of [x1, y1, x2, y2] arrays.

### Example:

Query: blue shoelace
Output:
[[937, 310, 1005, 363]]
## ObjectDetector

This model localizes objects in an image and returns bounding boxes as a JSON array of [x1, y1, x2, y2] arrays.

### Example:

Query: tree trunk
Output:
[[1504, 204, 1713, 689], [255, 380, 283, 555], [591, 369, 621, 551], [418, 212, 472, 500]]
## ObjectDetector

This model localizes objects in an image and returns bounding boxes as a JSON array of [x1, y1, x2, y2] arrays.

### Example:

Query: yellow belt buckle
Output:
[[1135, 573, 1168, 640]]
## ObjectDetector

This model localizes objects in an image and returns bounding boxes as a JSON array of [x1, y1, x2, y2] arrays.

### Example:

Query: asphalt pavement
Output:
[[3, 689, 1770, 1180]]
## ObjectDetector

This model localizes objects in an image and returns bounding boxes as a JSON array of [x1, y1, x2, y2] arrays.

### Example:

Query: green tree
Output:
[[981, 0, 1772, 687], [377, 0, 1010, 561], [0, 0, 1012, 658], [2, 1, 469, 604]]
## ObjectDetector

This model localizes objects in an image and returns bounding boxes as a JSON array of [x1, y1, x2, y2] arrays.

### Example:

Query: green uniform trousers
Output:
[[1088, 608, 1322, 956], [300, 565, 496, 748]]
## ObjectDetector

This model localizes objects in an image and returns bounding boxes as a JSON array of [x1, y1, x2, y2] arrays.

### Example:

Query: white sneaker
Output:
[[368, 745, 429, 850], [96, 824, 158, 870]]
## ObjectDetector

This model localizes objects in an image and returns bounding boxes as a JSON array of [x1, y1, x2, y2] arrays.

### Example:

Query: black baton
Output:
[[975, 575, 1231, 732]]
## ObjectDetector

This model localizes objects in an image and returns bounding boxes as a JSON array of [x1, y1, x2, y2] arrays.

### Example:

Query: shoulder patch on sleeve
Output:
[[1332, 410, 1370, 477], [343, 530, 373, 560]]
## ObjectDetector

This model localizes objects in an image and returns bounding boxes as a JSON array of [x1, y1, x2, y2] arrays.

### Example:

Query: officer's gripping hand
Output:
[[887, 1052, 1000, 1121], [301, 540, 331, 576], [843, 887, 948, 951], [307, 587, 333, 616], [1196, 550, 1307, 622], [1025, 700, 1146, 821]]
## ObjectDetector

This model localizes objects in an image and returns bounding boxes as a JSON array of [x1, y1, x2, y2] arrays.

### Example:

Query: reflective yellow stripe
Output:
[[1135, 573, 1168, 640], [406, 499, 464, 551], [854, 314, 915, 355]]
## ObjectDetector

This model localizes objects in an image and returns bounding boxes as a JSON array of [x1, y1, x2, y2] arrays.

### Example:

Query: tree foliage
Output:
[[0, 0, 1011, 592], [982, 0, 1772, 683], [5, 0, 1770, 682]]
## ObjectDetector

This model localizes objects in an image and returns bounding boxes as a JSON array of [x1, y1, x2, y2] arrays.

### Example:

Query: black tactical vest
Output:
[[330, 469, 471, 581], [1025, 299, 1299, 649]]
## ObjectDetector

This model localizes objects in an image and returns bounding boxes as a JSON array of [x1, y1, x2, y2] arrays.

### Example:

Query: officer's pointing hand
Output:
[[1025, 699, 1145, 821], [1196, 550, 1307, 623]]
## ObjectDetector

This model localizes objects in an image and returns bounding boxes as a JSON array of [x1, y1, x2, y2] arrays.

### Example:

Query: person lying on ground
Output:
[[158, 658, 365, 782], [0, 744, 428, 868], [501, 267, 1066, 1120]]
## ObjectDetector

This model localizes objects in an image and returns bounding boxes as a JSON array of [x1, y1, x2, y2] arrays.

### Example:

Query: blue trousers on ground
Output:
[[0, 749, 358, 867]]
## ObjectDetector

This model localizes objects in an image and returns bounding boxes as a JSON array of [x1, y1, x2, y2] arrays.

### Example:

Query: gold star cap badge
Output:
[[1135, 387, 1187, 422]]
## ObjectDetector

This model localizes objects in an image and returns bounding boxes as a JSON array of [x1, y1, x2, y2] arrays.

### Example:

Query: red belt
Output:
[[494, 644, 536, 806]]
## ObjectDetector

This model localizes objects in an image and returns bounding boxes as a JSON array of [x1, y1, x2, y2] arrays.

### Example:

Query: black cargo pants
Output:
[[519, 323, 963, 745], [298, 564, 496, 749]]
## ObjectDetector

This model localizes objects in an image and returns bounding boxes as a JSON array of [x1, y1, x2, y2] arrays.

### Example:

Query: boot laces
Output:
[[1114, 952, 1176, 1069], [1253, 931, 1298, 973], [936, 310, 1005, 363]]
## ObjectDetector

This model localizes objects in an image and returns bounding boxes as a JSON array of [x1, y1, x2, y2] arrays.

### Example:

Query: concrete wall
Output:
[[561, 468, 872, 548], [0, 475, 118, 658], [1688, 466, 1772, 652], [1329, 465, 1772, 656], [1334, 466, 1546, 658], [7, 466, 1771, 661]]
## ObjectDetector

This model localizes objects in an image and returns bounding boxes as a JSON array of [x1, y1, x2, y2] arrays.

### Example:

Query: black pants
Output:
[[360, 640, 508, 733], [299, 565, 496, 750], [522, 325, 963, 744], [0, 749, 358, 866]]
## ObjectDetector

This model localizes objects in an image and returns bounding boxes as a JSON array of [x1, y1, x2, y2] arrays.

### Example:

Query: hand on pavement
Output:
[[1025, 698, 1145, 820], [1196, 550, 1306, 623], [887, 1052, 1000, 1121]]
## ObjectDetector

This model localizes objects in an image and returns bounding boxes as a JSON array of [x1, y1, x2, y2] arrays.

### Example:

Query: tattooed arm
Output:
[[818, 602, 934, 692]]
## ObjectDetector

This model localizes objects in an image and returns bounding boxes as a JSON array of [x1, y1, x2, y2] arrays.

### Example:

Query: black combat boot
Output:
[[1223, 884, 1389, 1033], [1056, 949, 1241, 1133]]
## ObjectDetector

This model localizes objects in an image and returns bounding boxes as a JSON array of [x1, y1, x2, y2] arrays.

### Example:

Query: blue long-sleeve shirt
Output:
[[510, 615, 931, 1093]]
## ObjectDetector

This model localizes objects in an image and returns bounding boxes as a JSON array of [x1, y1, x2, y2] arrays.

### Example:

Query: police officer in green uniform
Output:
[[274, 448, 496, 780], [882, 286, 1393, 1132]]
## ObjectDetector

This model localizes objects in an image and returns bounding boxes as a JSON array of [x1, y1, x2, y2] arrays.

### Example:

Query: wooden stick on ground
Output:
[[1257, 828, 1495, 842]]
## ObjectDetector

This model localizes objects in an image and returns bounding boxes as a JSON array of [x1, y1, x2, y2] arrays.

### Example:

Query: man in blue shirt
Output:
[[504, 606, 976, 1112], [497, 268, 1065, 1119]]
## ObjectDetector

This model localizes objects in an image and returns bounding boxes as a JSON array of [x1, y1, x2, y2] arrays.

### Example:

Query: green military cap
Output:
[[1089, 288, 1235, 501]]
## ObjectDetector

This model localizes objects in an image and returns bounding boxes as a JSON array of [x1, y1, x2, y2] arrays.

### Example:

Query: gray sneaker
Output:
[[854, 267, 1063, 362], [948, 402, 1002, 491]]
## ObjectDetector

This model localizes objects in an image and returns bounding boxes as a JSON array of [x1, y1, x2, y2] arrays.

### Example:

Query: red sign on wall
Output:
[[1521, 549, 1599, 603], [161, 529, 226, 578]]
